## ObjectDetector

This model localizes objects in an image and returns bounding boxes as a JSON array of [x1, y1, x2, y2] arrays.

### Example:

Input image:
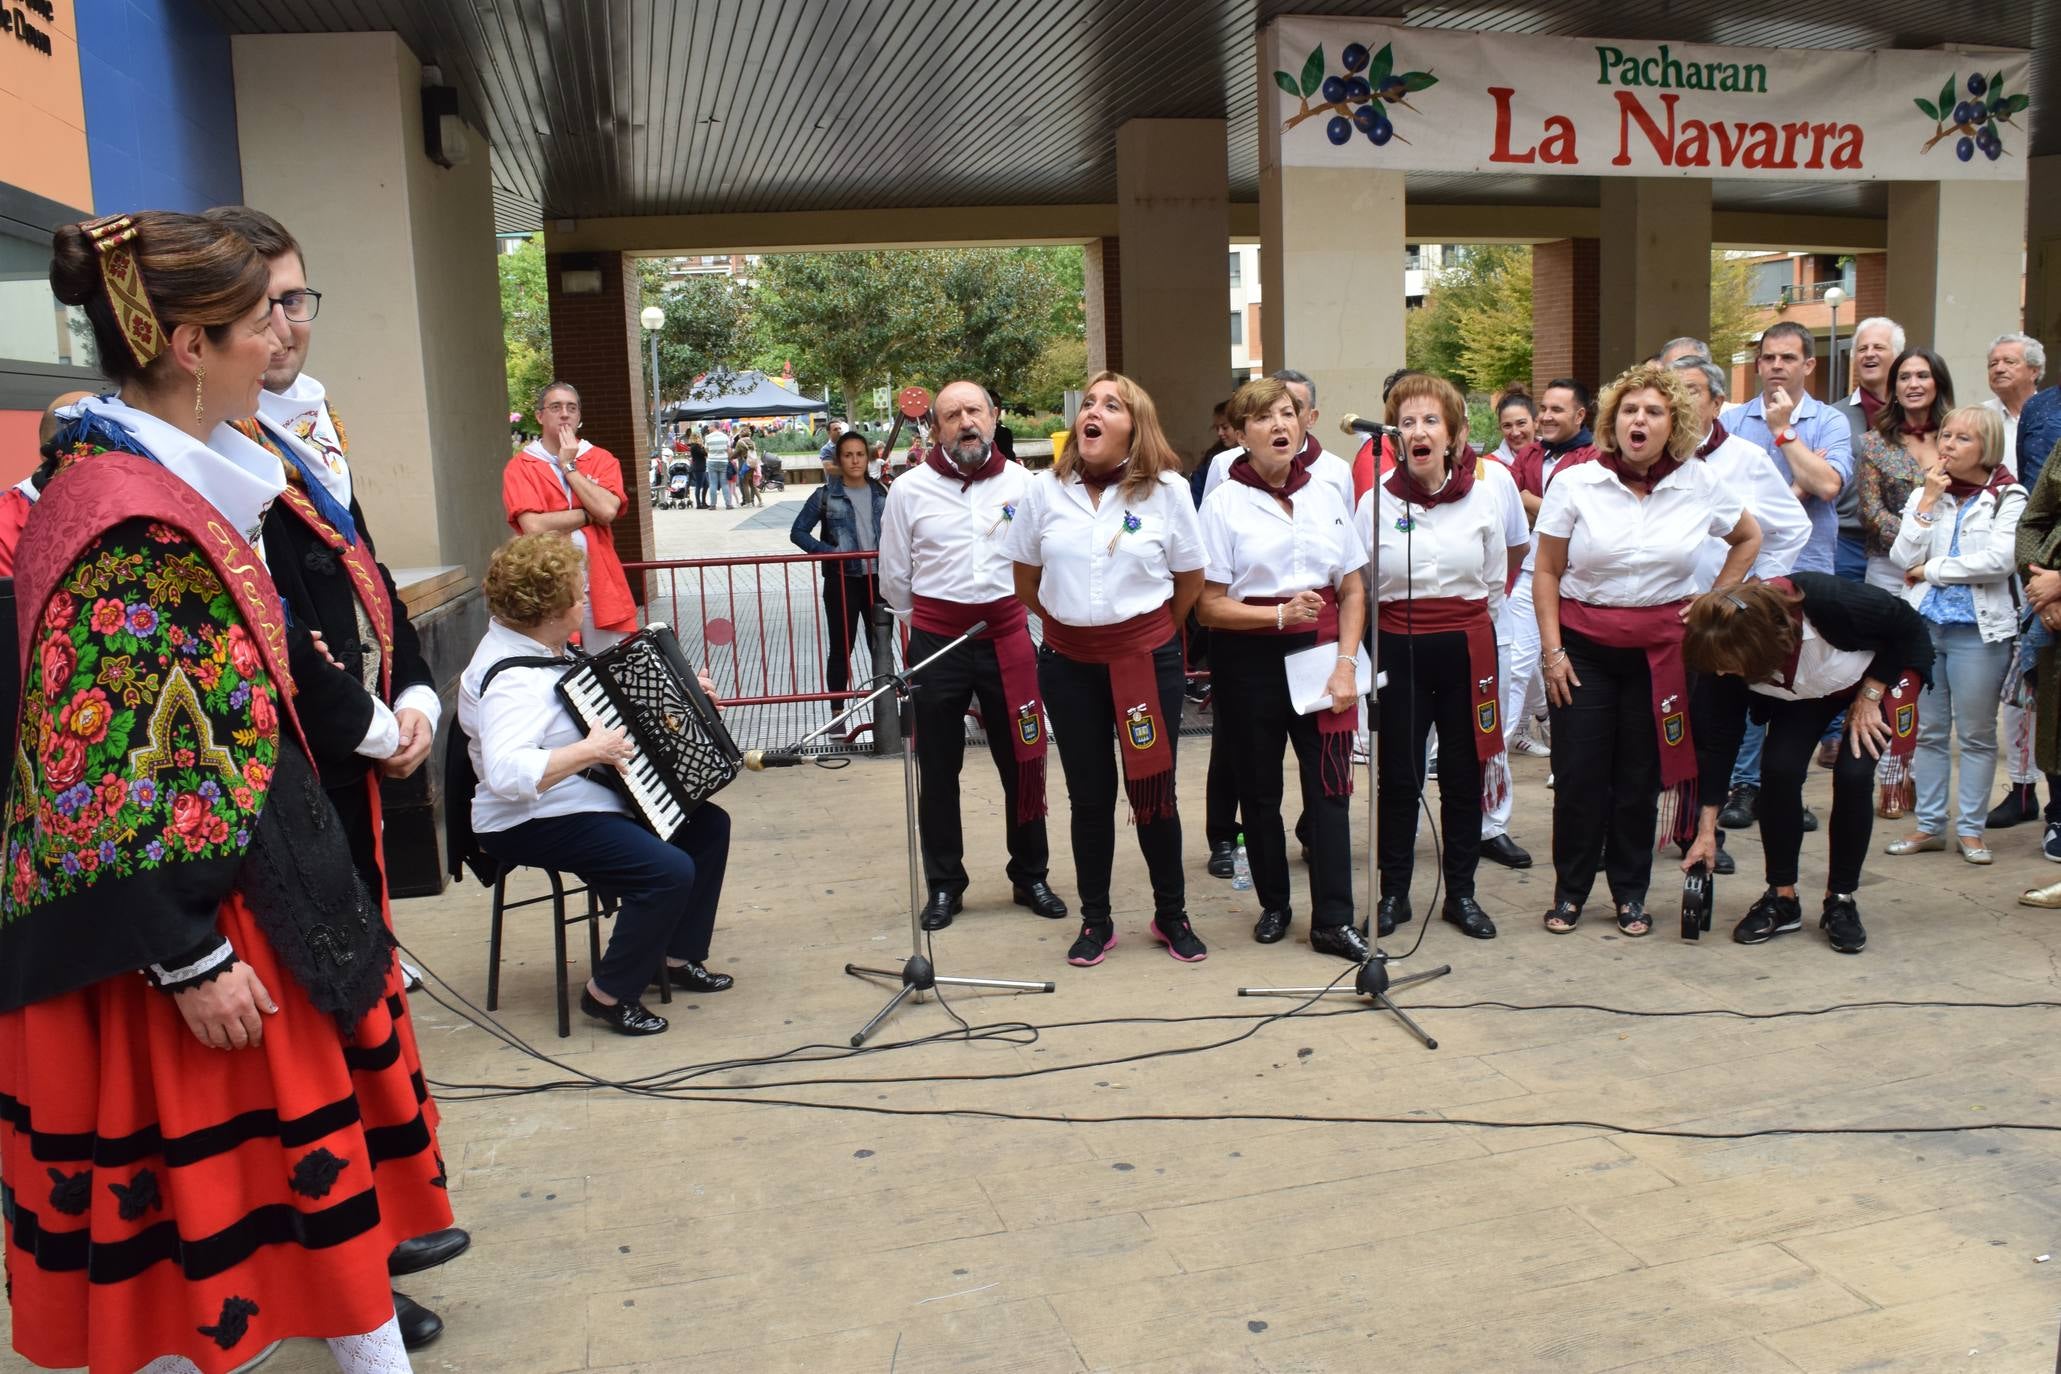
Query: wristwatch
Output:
[[1776, 426, 1798, 447], [1861, 685, 1885, 701]]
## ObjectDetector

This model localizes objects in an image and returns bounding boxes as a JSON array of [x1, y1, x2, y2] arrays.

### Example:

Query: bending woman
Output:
[[1534, 363, 1761, 937], [1197, 376, 1369, 961], [1682, 577, 1934, 953]]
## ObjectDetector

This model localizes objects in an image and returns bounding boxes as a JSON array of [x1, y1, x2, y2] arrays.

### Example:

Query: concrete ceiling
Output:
[[201, 0, 2051, 233]]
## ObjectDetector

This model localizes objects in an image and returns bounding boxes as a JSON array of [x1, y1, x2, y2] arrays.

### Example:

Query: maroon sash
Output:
[[1041, 605, 1177, 824], [912, 593, 1047, 822], [1237, 586, 1356, 798], [1377, 596, 1501, 767], [1560, 598, 1695, 844], [18, 452, 308, 761], [1765, 579, 1923, 778]]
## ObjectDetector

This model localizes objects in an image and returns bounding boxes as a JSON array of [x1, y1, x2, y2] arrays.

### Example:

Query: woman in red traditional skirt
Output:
[[1, 211, 449, 1372]]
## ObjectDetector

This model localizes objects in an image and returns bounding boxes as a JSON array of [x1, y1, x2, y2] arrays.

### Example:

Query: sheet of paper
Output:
[[1285, 641, 1373, 716]]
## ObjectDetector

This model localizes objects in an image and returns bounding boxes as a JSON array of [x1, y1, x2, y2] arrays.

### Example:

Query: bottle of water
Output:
[[1231, 832, 1252, 890]]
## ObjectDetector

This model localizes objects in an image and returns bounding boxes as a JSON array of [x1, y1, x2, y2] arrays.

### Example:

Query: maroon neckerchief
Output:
[[1856, 389, 1888, 426], [1900, 417, 1935, 440], [923, 443, 1004, 491], [1382, 454, 1475, 509], [1945, 461, 2017, 504], [1593, 447, 1682, 494], [911, 594, 1047, 822], [1227, 450, 1312, 499], [1694, 419, 1729, 460], [1040, 607, 1178, 824], [1077, 460, 1126, 492]]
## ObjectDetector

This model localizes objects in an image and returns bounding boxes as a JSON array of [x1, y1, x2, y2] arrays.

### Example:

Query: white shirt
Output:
[[879, 458, 1035, 613], [1003, 469, 1206, 625], [257, 371, 351, 509], [1984, 396, 2022, 472], [1202, 444, 1355, 514], [460, 618, 630, 833], [1198, 476, 1365, 599], [1518, 449, 1573, 575], [1696, 430, 1811, 587], [1750, 618, 1871, 702], [1534, 459, 1745, 607], [704, 429, 731, 461], [1360, 472, 1508, 605]]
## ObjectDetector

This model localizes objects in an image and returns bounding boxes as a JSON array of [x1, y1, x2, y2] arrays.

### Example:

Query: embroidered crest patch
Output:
[[1017, 703, 1042, 746], [1477, 700, 1498, 735], [1124, 703, 1156, 750], [1662, 711, 1685, 746]]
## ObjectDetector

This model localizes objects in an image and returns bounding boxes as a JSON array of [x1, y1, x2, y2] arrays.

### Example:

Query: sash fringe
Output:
[[1318, 725, 1356, 799], [1016, 757, 1048, 824], [1124, 769, 1177, 827], [1655, 776, 1699, 851]]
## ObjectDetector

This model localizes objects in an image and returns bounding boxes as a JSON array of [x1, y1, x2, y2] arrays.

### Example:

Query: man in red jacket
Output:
[[502, 382, 639, 650]]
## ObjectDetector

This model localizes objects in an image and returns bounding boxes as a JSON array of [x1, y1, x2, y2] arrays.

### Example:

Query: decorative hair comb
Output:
[[81, 214, 169, 369]]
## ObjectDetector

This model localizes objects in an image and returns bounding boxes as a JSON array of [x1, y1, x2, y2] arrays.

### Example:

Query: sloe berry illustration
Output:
[[1276, 39, 1435, 151], [1345, 76, 1370, 101], [1917, 67, 2028, 161], [1380, 76, 1406, 99], [1341, 43, 1369, 73], [1353, 104, 1382, 134], [1327, 116, 1352, 144], [1321, 75, 1347, 103], [1368, 120, 1394, 146]]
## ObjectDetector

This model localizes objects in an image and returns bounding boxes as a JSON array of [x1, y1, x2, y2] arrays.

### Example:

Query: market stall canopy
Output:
[[661, 371, 829, 422]]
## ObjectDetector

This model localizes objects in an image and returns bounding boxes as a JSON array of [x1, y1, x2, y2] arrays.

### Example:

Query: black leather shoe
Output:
[[1013, 881, 1068, 918], [1480, 834, 1532, 868], [1442, 896, 1498, 939], [1310, 922, 1371, 962], [394, 1291, 443, 1351], [1376, 893, 1411, 937], [654, 960, 733, 993], [1989, 782, 2041, 830], [579, 989, 668, 1035], [389, 1226, 471, 1277], [1712, 843, 1736, 876], [1207, 840, 1237, 879], [1799, 805, 1819, 833], [1719, 783, 1759, 829], [920, 890, 963, 930], [1253, 908, 1292, 943]]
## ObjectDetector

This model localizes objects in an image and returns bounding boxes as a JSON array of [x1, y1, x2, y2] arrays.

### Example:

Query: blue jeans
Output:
[[1834, 533, 1868, 582], [1731, 718, 1764, 788], [706, 458, 733, 508], [1913, 622, 2013, 839]]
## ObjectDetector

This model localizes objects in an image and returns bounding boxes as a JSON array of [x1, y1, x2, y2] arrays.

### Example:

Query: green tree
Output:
[[635, 262, 758, 430], [1708, 251, 1759, 379], [935, 249, 1076, 405], [1021, 334, 1088, 414], [1451, 248, 1532, 394], [498, 234, 553, 417], [751, 250, 947, 420]]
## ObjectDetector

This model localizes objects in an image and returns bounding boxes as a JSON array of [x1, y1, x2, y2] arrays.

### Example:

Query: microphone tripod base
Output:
[[1238, 953, 1453, 1050], [842, 957, 1056, 1048]]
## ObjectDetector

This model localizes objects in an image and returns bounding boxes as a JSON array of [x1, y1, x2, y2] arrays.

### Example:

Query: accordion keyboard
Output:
[[559, 668, 690, 839]]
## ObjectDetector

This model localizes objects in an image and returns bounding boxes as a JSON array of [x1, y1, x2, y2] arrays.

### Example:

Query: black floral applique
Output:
[[289, 1147, 347, 1199], [198, 1295, 259, 1349], [107, 1168, 162, 1221], [45, 1167, 90, 1216], [430, 1151, 448, 1189]]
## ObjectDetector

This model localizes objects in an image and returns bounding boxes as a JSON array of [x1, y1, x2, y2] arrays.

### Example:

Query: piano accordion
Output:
[[555, 623, 741, 840]]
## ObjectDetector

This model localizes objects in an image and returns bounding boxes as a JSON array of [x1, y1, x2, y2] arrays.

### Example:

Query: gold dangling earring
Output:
[[193, 364, 206, 426]]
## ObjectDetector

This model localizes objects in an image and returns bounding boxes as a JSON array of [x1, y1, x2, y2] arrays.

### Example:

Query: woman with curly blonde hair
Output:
[[458, 534, 735, 1037], [1532, 363, 1762, 937]]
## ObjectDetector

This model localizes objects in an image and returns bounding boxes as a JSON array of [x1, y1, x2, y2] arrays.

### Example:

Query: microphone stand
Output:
[[753, 624, 1056, 1046], [1234, 419, 1453, 1049]]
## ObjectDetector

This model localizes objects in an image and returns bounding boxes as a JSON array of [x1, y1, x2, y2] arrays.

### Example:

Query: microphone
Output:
[[1340, 414, 1395, 438], [742, 749, 808, 771], [962, 619, 988, 638]]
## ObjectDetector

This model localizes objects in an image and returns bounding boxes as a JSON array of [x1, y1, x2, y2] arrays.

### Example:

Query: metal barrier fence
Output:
[[624, 551, 1214, 755]]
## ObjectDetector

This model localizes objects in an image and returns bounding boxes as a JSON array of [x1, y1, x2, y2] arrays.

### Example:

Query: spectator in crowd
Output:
[[1491, 391, 1536, 466], [1834, 317, 1906, 582], [689, 428, 710, 508], [2016, 370, 2061, 496], [732, 425, 758, 506], [1674, 355, 1812, 587], [1884, 405, 2024, 866], [819, 417, 849, 467], [1654, 336, 1709, 369], [990, 389, 1017, 461], [1534, 364, 1760, 937], [0, 389, 94, 574], [704, 421, 734, 509], [1858, 350, 1955, 592], [461, 535, 734, 1038], [790, 430, 887, 696], [1984, 332, 2043, 473], [2011, 441, 2061, 900], [502, 381, 638, 651]]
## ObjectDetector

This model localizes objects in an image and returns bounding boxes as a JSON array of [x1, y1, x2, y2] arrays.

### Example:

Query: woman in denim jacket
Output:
[[791, 429, 889, 695]]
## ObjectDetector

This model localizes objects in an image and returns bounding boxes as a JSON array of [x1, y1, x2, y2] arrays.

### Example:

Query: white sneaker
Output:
[[1511, 733, 1552, 757], [398, 956, 425, 992]]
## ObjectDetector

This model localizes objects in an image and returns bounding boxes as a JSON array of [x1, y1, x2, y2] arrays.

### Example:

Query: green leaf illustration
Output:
[[1300, 46, 1325, 99], [1274, 70, 1301, 98], [1915, 97, 1939, 121], [2008, 93, 2030, 114], [1991, 70, 2004, 95], [1370, 43, 1394, 88], [1402, 70, 1438, 93], [1940, 76, 1956, 116]]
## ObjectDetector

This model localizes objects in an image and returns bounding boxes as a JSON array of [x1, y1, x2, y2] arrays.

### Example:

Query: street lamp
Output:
[[639, 304, 666, 454], [1823, 285, 1847, 399]]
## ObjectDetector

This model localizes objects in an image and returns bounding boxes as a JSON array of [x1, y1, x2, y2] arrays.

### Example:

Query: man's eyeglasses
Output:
[[268, 289, 323, 323]]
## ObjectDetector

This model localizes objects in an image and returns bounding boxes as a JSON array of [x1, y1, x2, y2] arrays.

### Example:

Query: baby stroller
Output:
[[663, 457, 694, 509]]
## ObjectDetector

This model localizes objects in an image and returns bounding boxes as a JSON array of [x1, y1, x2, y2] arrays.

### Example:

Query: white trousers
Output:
[[1483, 575, 1541, 839]]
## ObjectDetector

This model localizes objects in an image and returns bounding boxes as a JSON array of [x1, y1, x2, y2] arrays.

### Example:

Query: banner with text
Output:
[[1264, 19, 2030, 182]]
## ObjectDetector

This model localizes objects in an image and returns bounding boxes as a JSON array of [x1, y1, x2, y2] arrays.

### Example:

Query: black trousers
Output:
[[822, 571, 880, 695], [908, 626, 1049, 896], [1205, 699, 1240, 848], [1546, 628, 1660, 908], [478, 805, 730, 1002], [1039, 633, 1188, 921], [1213, 631, 1353, 927], [1757, 695, 1876, 894], [1376, 629, 1483, 902]]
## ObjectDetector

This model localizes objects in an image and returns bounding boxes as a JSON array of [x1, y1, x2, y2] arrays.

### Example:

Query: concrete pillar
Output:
[[1083, 236, 1120, 376], [1597, 179, 1712, 379], [1887, 179, 2029, 391], [1531, 239, 1600, 396], [543, 251, 657, 585], [1115, 121, 1227, 457], [231, 31, 507, 581], [2027, 155, 2061, 354], [1257, 164, 1404, 443]]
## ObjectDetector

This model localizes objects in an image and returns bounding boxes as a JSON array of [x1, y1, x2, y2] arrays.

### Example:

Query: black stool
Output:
[[484, 861, 670, 1037]]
